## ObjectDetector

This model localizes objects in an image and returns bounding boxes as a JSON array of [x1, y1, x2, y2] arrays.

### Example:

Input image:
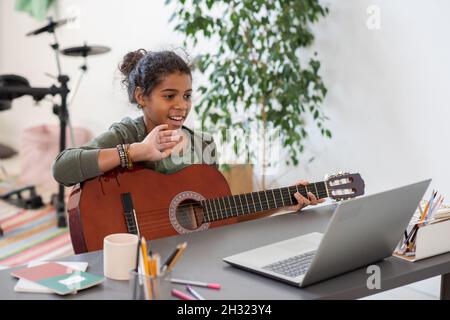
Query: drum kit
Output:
[[0, 17, 111, 227]]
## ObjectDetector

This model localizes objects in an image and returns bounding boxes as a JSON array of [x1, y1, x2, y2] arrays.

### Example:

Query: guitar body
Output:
[[68, 164, 238, 253]]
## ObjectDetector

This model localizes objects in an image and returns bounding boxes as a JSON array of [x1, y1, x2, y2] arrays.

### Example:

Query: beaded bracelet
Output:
[[124, 144, 133, 169], [116, 144, 127, 168]]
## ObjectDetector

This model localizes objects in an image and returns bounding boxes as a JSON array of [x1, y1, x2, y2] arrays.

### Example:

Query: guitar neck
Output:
[[202, 181, 329, 223]]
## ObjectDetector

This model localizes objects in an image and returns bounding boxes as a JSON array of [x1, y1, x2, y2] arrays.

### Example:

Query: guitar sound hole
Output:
[[175, 199, 205, 231]]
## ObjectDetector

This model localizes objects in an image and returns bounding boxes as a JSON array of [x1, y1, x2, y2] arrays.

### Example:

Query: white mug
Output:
[[103, 233, 139, 280]]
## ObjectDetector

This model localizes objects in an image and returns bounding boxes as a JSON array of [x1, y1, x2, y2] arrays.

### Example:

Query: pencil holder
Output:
[[129, 270, 172, 300], [394, 219, 450, 262]]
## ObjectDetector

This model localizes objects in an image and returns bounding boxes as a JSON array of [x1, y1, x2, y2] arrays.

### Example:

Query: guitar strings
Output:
[[133, 184, 328, 214], [136, 178, 357, 231], [134, 187, 329, 225], [131, 184, 329, 230], [134, 188, 323, 218], [117, 177, 353, 233], [134, 190, 329, 229], [136, 190, 328, 230], [203, 190, 329, 222], [136, 193, 313, 231], [134, 188, 328, 222]]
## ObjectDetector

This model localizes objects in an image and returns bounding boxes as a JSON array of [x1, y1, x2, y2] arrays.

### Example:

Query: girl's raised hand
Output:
[[129, 124, 182, 162]]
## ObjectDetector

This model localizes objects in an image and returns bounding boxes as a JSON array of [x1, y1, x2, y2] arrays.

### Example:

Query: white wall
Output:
[[305, 0, 450, 198], [1, 0, 449, 199]]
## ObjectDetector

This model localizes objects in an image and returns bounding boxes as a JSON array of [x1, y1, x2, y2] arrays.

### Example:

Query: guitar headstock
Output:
[[325, 172, 365, 201]]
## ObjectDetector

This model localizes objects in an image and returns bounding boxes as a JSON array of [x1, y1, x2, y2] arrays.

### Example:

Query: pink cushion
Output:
[[20, 124, 92, 186]]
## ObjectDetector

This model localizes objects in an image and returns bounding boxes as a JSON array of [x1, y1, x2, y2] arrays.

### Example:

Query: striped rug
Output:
[[0, 201, 74, 268]]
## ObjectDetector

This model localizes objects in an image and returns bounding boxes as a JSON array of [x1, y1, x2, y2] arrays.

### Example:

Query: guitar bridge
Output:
[[121, 193, 140, 236]]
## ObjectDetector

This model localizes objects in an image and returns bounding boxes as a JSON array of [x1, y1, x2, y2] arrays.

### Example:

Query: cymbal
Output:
[[60, 45, 111, 57], [26, 17, 76, 36]]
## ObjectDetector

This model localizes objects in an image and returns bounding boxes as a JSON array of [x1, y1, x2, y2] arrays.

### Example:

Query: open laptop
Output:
[[223, 179, 431, 287]]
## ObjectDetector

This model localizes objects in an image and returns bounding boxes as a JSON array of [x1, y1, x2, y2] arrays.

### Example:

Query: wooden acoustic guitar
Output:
[[67, 164, 365, 253]]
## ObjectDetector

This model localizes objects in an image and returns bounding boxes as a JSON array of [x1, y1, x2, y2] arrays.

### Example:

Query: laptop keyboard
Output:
[[262, 251, 316, 278]]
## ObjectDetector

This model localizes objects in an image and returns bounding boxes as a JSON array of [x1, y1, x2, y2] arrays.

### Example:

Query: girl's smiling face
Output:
[[136, 71, 192, 132]]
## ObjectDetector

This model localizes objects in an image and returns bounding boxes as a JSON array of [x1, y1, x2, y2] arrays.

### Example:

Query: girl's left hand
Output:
[[287, 180, 326, 212]]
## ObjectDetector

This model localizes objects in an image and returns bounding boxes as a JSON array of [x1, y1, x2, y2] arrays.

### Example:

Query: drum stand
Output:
[[0, 18, 71, 227], [1, 17, 110, 228], [49, 20, 70, 228], [0, 78, 69, 227], [53, 75, 70, 228]]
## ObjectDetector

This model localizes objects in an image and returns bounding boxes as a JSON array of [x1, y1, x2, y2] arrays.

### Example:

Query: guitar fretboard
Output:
[[201, 181, 328, 223]]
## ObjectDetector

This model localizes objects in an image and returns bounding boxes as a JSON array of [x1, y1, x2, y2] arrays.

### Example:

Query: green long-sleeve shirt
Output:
[[52, 116, 218, 187]]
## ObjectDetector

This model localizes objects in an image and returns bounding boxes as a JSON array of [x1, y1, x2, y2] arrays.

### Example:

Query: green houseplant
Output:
[[166, 0, 331, 189]]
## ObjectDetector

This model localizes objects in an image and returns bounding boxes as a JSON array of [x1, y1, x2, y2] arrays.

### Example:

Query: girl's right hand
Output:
[[128, 124, 182, 162]]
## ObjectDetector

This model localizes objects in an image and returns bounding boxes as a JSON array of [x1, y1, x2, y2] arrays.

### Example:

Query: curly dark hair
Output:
[[119, 49, 192, 104]]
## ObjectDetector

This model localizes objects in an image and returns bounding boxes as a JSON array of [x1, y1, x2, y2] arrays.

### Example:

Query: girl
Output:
[[52, 49, 323, 213]]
